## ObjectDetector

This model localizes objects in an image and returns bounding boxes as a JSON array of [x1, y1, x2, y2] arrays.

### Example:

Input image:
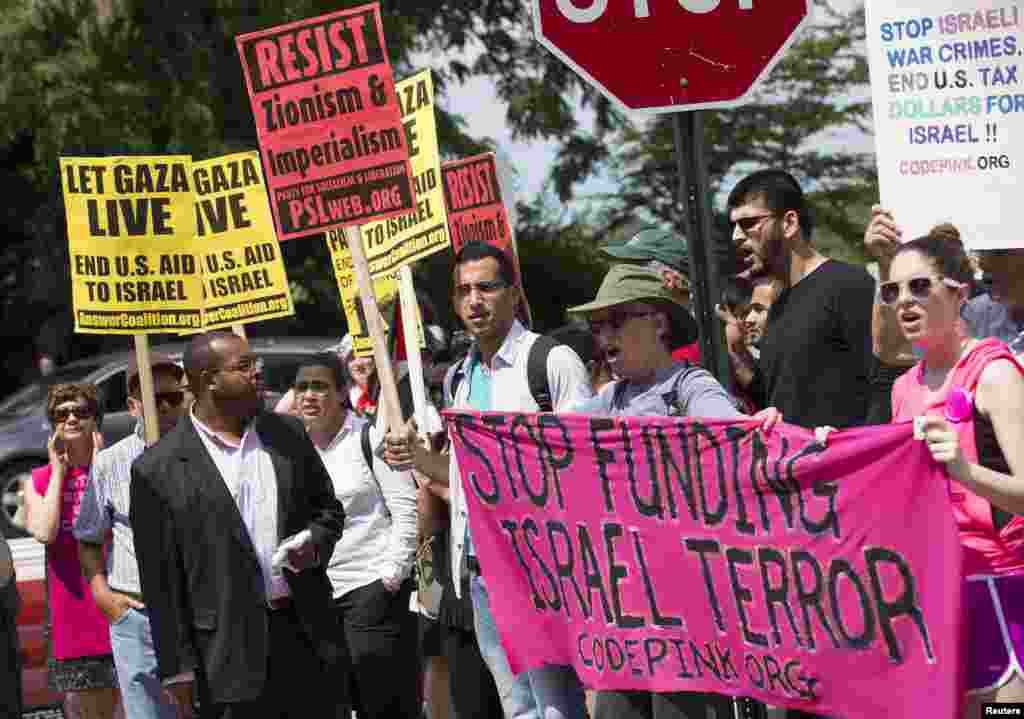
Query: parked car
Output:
[[8, 335, 340, 711], [1, 336, 338, 540]]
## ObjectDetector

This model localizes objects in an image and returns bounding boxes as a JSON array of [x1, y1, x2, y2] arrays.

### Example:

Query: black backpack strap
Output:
[[527, 335, 561, 413], [449, 335, 560, 412], [360, 422, 391, 519], [446, 357, 468, 408], [361, 422, 374, 470]]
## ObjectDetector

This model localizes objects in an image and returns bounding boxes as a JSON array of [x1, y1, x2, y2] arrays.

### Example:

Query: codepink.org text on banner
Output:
[[446, 412, 962, 717]]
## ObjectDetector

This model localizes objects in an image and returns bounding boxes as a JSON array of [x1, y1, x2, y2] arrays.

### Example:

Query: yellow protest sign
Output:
[[359, 69, 450, 279], [327, 228, 398, 357], [60, 156, 202, 334], [322, 70, 442, 357], [193, 151, 294, 329]]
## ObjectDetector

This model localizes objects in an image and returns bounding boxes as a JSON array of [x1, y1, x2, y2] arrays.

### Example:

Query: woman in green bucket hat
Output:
[[568, 263, 781, 719]]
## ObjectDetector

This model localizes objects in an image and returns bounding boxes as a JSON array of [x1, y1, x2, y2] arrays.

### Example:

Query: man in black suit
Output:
[[131, 331, 345, 719]]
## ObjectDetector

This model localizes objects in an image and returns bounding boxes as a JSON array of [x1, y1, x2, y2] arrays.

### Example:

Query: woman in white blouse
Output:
[[293, 353, 419, 718]]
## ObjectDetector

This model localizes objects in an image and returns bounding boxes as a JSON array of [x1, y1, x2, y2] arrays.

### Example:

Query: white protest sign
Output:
[[865, 1, 1024, 249]]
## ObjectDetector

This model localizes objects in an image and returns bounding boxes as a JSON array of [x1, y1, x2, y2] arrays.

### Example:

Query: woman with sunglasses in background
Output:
[[567, 264, 781, 719], [24, 383, 121, 718], [882, 235, 1024, 716], [867, 214, 1024, 428]]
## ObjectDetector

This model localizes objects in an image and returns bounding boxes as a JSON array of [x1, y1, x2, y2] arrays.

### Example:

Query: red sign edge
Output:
[[530, 0, 814, 115]]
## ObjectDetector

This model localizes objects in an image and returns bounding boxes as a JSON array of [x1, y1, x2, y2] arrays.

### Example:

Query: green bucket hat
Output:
[[568, 264, 697, 342], [599, 227, 690, 275]]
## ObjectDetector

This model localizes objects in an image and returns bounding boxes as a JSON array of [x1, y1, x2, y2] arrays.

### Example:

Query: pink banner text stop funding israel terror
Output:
[[445, 412, 963, 718], [236, 3, 416, 240]]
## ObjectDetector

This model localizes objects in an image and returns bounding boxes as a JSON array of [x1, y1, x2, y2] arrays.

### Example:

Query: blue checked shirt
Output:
[[73, 422, 147, 595]]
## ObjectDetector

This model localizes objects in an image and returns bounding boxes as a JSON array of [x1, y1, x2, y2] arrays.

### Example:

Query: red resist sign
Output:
[[441, 153, 512, 256], [236, 3, 416, 239]]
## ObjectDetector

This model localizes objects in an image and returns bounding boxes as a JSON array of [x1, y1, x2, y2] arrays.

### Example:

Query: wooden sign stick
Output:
[[398, 266, 429, 434], [343, 224, 403, 435], [132, 334, 160, 446]]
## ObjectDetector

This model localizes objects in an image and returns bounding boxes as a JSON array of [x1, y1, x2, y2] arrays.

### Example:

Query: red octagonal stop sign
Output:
[[533, 0, 811, 113]]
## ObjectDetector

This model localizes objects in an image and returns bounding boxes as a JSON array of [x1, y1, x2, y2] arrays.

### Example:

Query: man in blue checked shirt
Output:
[[75, 355, 191, 719]]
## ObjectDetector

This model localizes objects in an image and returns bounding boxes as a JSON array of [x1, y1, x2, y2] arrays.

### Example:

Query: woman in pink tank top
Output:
[[884, 234, 1024, 715], [24, 383, 120, 717]]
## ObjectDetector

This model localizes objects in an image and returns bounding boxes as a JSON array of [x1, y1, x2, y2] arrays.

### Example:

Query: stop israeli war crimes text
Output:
[[450, 412, 937, 682]]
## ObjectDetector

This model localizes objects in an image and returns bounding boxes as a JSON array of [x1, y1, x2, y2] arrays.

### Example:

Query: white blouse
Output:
[[316, 413, 418, 598]]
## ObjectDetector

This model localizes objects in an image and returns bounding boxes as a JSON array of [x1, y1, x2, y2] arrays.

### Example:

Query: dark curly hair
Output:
[[46, 382, 103, 428], [894, 223, 974, 287]]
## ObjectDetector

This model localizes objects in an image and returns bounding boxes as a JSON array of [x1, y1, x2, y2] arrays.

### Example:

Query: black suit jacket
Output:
[[130, 411, 344, 704]]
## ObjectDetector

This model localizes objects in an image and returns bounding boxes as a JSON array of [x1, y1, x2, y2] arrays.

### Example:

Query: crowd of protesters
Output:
[[3, 168, 1023, 719]]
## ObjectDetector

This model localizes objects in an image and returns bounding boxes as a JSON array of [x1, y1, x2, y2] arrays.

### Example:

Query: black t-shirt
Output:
[[752, 260, 875, 429]]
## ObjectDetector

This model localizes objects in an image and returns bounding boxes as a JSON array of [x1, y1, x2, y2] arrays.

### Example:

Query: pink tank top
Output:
[[892, 338, 1024, 576], [32, 464, 112, 660]]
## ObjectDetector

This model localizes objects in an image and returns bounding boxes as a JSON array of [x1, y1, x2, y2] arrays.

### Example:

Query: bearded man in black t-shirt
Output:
[[725, 169, 875, 431], [722, 170, 875, 719]]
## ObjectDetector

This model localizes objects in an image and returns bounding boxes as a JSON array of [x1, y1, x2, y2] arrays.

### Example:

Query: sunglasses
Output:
[[453, 279, 507, 301], [52, 404, 96, 422], [294, 380, 332, 395], [878, 275, 962, 306], [731, 214, 775, 233], [587, 310, 657, 335]]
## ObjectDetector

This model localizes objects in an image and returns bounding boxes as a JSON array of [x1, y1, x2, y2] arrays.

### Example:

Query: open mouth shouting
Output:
[[899, 308, 923, 333], [736, 245, 761, 278]]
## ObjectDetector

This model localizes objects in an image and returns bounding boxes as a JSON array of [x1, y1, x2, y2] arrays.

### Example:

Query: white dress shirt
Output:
[[445, 320, 593, 595], [315, 412, 418, 599], [190, 409, 289, 601]]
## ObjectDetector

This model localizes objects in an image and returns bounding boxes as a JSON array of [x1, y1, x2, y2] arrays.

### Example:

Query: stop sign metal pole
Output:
[[673, 111, 731, 390], [676, 114, 767, 719]]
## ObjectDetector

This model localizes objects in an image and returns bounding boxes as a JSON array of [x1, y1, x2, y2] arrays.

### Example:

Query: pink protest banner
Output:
[[441, 153, 514, 257], [236, 3, 416, 240], [445, 411, 963, 718]]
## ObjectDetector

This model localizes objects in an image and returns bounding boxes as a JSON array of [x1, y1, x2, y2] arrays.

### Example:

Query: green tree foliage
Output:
[[0, 0, 875, 394], [0, 0, 617, 390], [601, 1, 875, 270]]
